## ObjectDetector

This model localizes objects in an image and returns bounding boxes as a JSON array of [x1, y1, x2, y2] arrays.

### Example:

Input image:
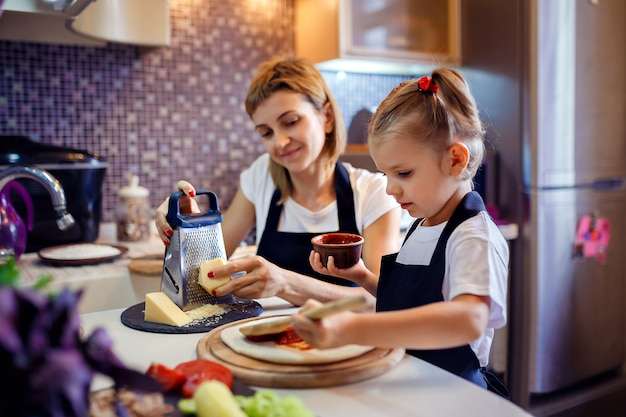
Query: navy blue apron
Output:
[[376, 191, 509, 398], [256, 162, 360, 286]]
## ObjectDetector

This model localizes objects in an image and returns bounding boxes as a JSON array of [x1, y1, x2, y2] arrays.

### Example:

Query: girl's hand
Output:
[[155, 180, 200, 244], [309, 251, 378, 294], [291, 299, 354, 350]]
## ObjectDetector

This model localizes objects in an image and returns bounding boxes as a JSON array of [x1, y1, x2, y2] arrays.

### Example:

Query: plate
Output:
[[38, 243, 129, 266], [90, 379, 255, 417], [220, 316, 374, 365], [120, 297, 263, 334], [197, 317, 406, 388]]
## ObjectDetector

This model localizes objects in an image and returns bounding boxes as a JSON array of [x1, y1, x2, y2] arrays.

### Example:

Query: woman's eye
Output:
[[257, 129, 272, 139], [284, 117, 299, 127]]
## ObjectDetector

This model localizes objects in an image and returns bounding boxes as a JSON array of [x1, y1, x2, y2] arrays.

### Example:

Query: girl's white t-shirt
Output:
[[239, 153, 399, 244], [397, 211, 509, 367]]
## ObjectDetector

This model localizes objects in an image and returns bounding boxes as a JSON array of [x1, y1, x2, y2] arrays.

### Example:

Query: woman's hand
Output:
[[155, 180, 200, 244], [205, 255, 291, 300]]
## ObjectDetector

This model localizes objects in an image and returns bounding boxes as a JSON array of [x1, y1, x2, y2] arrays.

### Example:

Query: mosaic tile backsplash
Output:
[[0, 0, 410, 232]]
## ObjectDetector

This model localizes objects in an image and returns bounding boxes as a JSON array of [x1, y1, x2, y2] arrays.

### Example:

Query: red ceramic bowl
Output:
[[311, 232, 364, 268]]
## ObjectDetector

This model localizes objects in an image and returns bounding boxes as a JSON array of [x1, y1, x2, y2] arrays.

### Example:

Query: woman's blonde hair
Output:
[[368, 68, 485, 181], [245, 56, 346, 201]]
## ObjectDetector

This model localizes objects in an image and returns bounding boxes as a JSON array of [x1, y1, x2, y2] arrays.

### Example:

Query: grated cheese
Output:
[[185, 303, 228, 323]]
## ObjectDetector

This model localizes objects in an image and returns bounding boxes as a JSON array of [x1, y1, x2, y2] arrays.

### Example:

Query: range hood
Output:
[[0, 0, 170, 47]]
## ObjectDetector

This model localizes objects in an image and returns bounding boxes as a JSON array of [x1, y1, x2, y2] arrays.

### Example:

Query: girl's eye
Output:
[[398, 170, 411, 177]]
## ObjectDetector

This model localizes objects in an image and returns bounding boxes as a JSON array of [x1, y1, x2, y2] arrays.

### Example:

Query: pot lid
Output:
[[0, 136, 107, 166]]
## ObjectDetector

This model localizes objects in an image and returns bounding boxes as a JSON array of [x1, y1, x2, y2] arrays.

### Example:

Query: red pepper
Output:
[[174, 359, 233, 398], [145, 362, 187, 392]]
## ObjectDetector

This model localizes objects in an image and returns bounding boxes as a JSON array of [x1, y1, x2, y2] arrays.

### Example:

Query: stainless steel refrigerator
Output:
[[462, 0, 626, 410]]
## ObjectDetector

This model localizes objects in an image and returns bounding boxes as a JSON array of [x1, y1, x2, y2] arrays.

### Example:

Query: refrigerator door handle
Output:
[[592, 178, 625, 190]]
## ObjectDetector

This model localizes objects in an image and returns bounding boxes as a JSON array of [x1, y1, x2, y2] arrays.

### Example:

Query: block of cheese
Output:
[[199, 258, 231, 293], [144, 292, 192, 327]]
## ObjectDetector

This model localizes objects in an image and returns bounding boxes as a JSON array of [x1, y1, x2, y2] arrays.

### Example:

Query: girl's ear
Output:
[[448, 142, 470, 176], [322, 102, 335, 134]]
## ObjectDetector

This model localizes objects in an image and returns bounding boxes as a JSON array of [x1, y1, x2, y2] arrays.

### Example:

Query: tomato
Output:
[[174, 359, 233, 398], [145, 362, 187, 391]]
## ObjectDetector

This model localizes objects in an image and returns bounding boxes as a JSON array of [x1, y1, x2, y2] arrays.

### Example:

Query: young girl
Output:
[[299, 68, 509, 396], [155, 57, 401, 307]]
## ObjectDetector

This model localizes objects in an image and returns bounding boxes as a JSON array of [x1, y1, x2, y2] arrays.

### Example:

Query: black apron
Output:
[[256, 162, 360, 286], [376, 191, 510, 398]]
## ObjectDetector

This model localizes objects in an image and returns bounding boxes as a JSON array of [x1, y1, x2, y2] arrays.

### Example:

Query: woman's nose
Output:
[[274, 131, 291, 148]]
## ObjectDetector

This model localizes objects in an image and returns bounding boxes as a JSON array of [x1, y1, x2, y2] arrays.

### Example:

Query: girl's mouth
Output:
[[399, 202, 412, 210]]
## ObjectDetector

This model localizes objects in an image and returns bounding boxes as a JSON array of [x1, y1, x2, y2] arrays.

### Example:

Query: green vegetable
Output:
[[177, 382, 316, 417], [0, 255, 20, 286], [0, 254, 53, 290], [178, 398, 197, 414], [235, 390, 315, 417], [193, 380, 247, 417]]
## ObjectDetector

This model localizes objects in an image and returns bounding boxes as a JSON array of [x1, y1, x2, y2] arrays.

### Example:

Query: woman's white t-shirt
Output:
[[239, 153, 399, 245], [397, 212, 509, 367]]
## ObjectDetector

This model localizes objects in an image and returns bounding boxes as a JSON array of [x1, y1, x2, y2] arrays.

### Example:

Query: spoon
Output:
[[238, 295, 368, 337]]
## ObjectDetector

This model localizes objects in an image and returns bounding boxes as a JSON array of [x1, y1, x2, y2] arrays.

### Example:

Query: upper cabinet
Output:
[[69, 0, 170, 47], [0, 0, 170, 47], [296, 0, 460, 75]]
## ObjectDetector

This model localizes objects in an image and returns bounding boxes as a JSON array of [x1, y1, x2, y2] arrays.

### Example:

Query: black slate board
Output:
[[120, 297, 263, 334]]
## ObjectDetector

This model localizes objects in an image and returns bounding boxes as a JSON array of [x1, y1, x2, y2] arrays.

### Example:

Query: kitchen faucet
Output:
[[0, 165, 75, 230]]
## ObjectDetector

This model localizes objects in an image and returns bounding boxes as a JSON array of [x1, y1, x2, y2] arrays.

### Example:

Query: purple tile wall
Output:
[[0, 0, 411, 228]]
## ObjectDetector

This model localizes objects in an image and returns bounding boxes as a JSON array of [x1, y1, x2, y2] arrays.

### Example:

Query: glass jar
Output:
[[116, 175, 151, 241]]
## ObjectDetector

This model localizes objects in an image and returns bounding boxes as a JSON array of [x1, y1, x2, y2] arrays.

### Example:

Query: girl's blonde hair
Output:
[[368, 68, 485, 181], [245, 56, 346, 201]]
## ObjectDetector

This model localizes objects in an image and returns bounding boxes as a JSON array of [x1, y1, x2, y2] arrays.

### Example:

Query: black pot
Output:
[[0, 136, 108, 252]]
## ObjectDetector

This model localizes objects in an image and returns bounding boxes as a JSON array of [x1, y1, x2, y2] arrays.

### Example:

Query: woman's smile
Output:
[[280, 146, 301, 159]]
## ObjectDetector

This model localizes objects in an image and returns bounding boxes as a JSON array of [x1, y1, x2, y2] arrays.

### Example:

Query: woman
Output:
[[155, 56, 401, 307]]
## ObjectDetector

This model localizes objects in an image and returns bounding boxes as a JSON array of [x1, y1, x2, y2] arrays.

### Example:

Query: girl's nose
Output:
[[386, 179, 400, 198]]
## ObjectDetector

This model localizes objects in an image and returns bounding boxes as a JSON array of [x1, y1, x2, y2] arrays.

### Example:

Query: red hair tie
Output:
[[417, 76, 439, 94]]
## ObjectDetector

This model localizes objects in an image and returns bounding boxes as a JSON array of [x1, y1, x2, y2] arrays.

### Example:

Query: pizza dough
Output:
[[220, 317, 374, 365], [41, 244, 121, 260]]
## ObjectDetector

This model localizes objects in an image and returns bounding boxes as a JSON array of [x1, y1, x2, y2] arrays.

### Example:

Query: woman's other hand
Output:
[[155, 180, 200, 244]]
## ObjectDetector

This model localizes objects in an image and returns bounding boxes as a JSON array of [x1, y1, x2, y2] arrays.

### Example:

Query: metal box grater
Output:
[[160, 190, 227, 311]]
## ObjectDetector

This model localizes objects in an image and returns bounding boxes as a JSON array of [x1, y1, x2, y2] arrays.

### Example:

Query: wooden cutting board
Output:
[[128, 254, 163, 275], [196, 316, 405, 388]]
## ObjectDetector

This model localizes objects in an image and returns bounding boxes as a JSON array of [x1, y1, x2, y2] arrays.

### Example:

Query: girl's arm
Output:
[[360, 207, 402, 275], [292, 294, 490, 350]]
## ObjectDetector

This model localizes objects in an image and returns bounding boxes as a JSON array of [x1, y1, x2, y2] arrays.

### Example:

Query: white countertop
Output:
[[81, 297, 533, 417], [17, 223, 166, 313], [18, 223, 531, 415]]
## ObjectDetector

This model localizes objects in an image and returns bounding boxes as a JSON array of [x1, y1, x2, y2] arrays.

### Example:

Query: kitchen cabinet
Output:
[[295, 0, 460, 75], [0, 0, 170, 47]]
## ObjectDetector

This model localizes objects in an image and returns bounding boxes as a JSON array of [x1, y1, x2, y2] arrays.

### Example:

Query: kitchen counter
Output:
[[17, 223, 166, 313], [81, 297, 534, 417]]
